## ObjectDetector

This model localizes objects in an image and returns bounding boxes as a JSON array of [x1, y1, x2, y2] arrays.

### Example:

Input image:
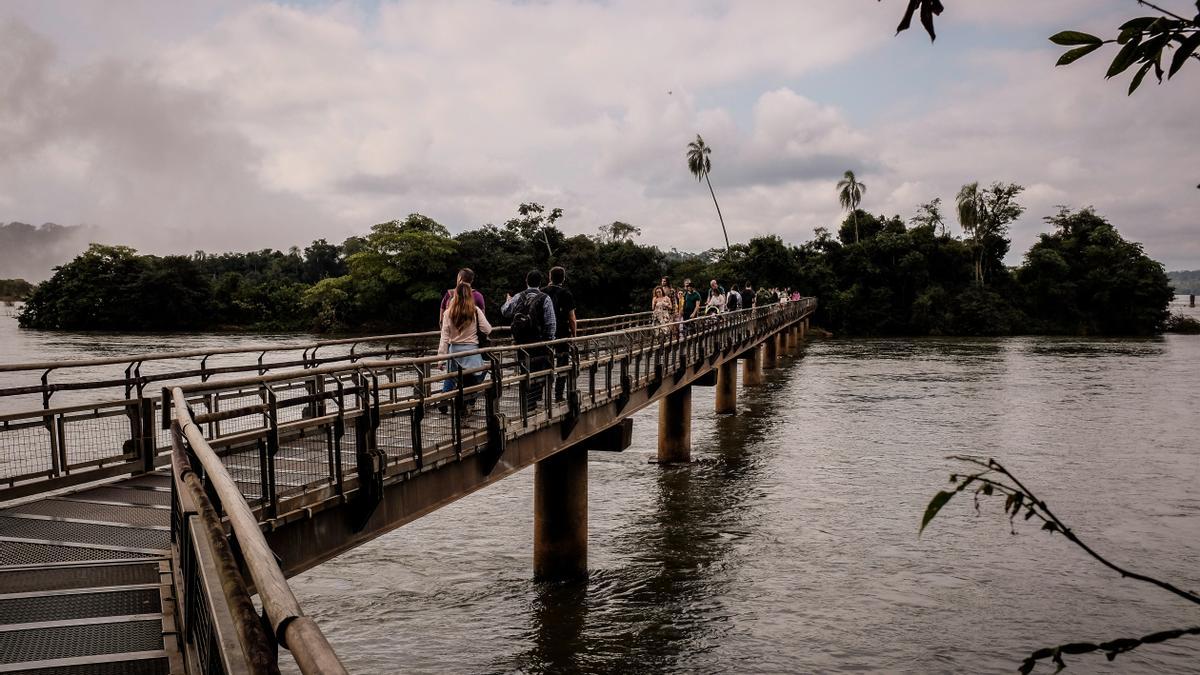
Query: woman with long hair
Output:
[[652, 286, 674, 335], [438, 281, 492, 412]]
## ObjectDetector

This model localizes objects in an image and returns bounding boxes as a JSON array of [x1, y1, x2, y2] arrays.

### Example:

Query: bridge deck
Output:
[[0, 301, 815, 673], [0, 473, 178, 675]]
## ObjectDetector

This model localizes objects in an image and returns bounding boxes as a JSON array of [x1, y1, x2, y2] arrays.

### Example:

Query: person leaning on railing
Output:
[[438, 280, 493, 413]]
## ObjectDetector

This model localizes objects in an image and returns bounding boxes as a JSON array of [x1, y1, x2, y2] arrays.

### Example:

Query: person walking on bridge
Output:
[[503, 270, 556, 412], [439, 268, 485, 322], [542, 266, 577, 403], [437, 280, 492, 413], [680, 279, 702, 334], [705, 279, 726, 315]]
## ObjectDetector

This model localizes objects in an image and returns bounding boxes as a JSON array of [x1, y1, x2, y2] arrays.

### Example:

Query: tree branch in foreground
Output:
[[922, 455, 1200, 671]]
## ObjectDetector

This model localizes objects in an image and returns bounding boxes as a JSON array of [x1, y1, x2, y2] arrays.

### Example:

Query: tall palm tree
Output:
[[956, 182, 983, 285], [686, 134, 730, 252], [837, 170, 866, 243]]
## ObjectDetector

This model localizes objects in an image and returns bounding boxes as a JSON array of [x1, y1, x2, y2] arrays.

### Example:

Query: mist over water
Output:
[[2, 308, 1198, 673]]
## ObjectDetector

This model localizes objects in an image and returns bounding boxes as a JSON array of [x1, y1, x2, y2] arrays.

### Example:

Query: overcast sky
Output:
[[1, 0, 1197, 271]]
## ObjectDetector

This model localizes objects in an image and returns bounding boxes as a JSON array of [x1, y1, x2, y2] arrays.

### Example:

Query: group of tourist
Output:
[[436, 266, 801, 412], [436, 266, 576, 413], [650, 277, 800, 332]]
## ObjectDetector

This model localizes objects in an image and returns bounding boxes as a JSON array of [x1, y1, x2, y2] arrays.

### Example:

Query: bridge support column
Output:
[[715, 360, 737, 414], [657, 386, 691, 463], [534, 445, 587, 580], [763, 333, 778, 370], [742, 347, 764, 386], [800, 320, 807, 340]]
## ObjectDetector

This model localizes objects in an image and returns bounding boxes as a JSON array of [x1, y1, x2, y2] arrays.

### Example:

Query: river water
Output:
[[3, 301, 1199, 673]]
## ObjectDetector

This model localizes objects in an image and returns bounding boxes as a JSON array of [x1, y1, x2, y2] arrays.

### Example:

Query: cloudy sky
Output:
[[1, 0, 1197, 271]]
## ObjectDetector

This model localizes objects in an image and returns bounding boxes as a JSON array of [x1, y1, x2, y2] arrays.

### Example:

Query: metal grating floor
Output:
[[6, 500, 168, 529], [0, 563, 159, 594], [0, 472, 177, 673], [0, 541, 155, 567], [0, 620, 164, 664], [12, 657, 170, 675], [62, 488, 169, 508], [0, 517, 168, 552], [0, 588, 161, 625], [118, 473, 171, 490]]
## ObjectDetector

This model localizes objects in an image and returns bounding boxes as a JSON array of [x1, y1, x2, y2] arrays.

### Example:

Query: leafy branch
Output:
[[921, 455, 1200, 672], [1050, 1, 1200, 95], [884, 0, 1200, 94]]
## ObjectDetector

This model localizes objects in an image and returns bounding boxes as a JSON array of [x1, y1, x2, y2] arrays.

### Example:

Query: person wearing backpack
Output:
[[542, 266, 577, 403], [725, 285, 741, 313], [502, 270, 557, 411], [437, 280, 493, 413]]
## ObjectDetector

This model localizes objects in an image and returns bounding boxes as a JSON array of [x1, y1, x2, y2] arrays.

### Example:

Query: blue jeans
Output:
[[443, 343, 485, 401]]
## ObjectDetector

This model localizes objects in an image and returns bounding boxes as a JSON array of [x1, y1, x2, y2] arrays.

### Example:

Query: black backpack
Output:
[[510, 290, 547, 343], [726, 290, 740, 311]]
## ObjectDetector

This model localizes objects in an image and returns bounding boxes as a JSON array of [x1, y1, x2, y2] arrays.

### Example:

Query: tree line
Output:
[[15, 196, 1174, 336], [0, 279, 34, 302]]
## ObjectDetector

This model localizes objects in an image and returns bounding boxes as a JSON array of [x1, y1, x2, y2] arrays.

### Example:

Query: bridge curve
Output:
[[0, 299, 815, 673]]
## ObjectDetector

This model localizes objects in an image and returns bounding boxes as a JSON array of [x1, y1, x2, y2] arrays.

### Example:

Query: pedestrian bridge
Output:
[[0, 299, 815, 674]]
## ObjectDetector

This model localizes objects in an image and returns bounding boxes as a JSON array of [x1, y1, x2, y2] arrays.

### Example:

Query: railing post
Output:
[[333, 380, 345, 496], [140, 397, 156, 472], [409, 368, 424, 469], [263, 387, 280, 519]]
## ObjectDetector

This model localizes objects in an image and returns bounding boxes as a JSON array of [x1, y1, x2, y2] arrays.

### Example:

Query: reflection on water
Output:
[[3, 309, 1199, 673], [284, 334, 1199, 675]]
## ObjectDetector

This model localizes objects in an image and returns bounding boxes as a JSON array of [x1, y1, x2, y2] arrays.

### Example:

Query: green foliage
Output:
[[1017, 208, 1174, 334], [1165, 313, 1200, 333], [1167, 269, 1200, 294], [686, 134, 731, 251], [15, 199, 1174, 338], [0, 278, 34, 301], [1050, 6, 1200, 94], [887, 0, 1200, 93], [19, 244, 214, 330], [596, 221, 641, 244], [344, 214, 458, 327]]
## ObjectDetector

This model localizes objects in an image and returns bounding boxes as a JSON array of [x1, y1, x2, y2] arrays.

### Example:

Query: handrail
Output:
[[172, 387, 349, 675], [169, 301, 812, 396], [0, 310, 656, 373]]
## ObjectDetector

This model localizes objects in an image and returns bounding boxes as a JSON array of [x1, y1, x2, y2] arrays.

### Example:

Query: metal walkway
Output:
[[0, 471, 178, 675], [0, 300, 816, 673]]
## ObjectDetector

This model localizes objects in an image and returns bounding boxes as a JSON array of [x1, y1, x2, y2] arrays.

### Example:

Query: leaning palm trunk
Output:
[[853, 210, 860, 243], [705, 172, 730, 251]]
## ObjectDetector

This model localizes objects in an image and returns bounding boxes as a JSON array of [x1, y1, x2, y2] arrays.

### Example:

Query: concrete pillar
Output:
[[657, 386, 691, 463], [799, 320, 807, 340], [785, 326, 798, 353], [715, 360, 737, 414], [742, 347, 764, 386], [763, 333, 778, 370], [533, 445, 587, 580]]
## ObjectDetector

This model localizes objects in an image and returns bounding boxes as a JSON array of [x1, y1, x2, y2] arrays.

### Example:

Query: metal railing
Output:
[[160, 300, 816, 524], [2, 299, 815, 673], [0, 310, 657, 501], [172, 389, 348, 675]]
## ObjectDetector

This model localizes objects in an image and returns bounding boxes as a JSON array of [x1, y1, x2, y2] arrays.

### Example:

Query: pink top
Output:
[[438, 306, 492, 354]]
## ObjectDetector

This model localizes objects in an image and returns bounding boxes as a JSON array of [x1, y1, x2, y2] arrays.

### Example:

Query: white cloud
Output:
[[0, 0, 1195, 273]]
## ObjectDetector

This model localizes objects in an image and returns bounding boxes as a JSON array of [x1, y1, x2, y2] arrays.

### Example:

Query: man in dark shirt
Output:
[[502, 270, 556, 411], [542, 266, 578, 402], [680, 279, 703, 334]]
